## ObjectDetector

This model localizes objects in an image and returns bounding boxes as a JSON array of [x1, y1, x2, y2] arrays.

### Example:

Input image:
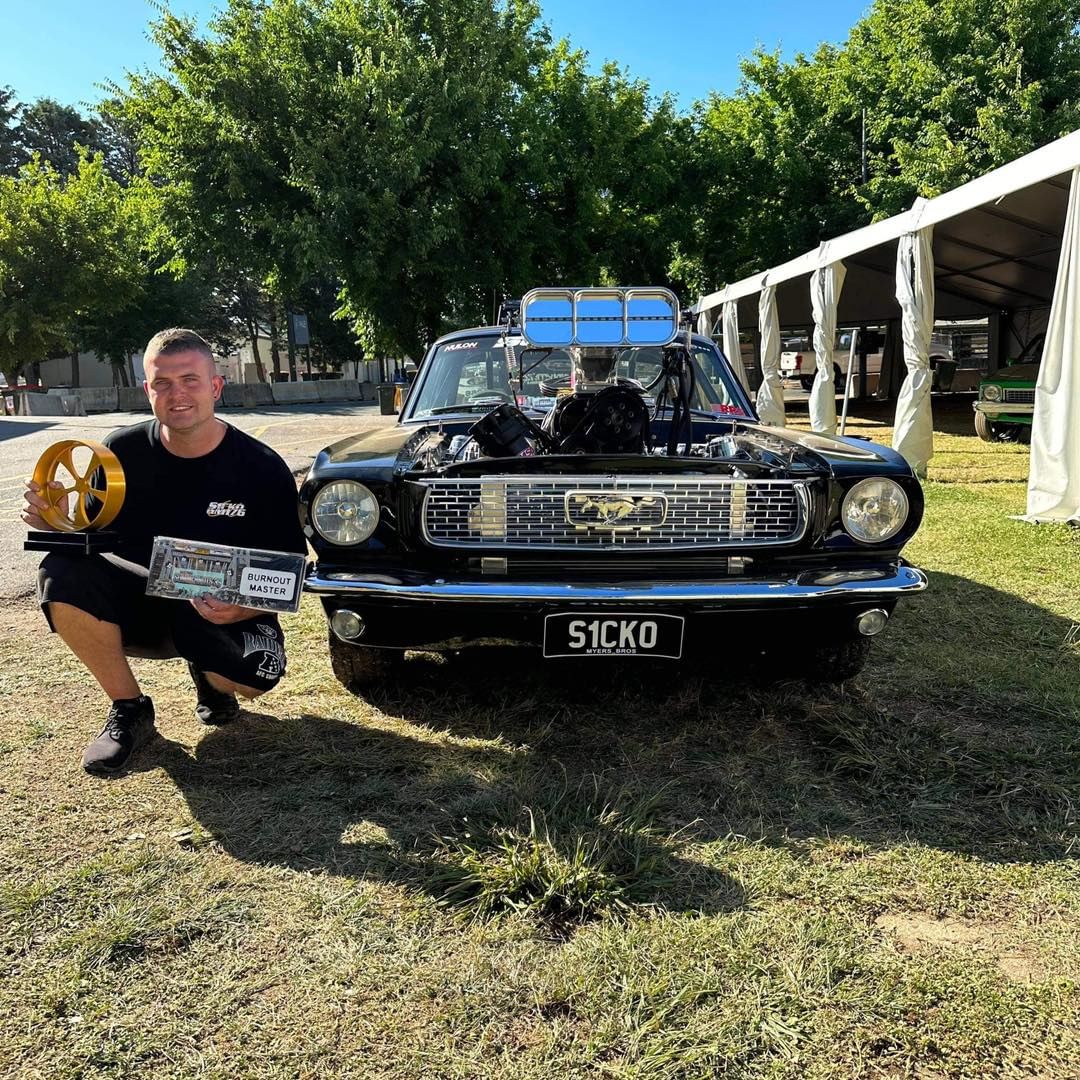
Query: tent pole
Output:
[[839, 328, 858, 435]]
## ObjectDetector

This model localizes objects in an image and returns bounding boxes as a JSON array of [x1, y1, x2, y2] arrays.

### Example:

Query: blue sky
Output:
[[0, 0, 872, 113]]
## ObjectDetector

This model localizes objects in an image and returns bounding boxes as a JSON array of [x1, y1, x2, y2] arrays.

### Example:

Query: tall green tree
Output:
[[681, 0, 1080, 294], [125, 0, 690, 356], [14, 98, 103, 176], [128, 0, 550, 357], [509, 44, 695, 292], [836, 0, 1080, 218], [686, 47, 866, 289], [77, 261, 238, 386], [0, 154, 145, 380], [0, 87, 21, 175]]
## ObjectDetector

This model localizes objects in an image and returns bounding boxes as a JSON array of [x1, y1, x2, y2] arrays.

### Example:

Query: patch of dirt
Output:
[[875, 912, 1049, 983], [0, 594, 42, 635]]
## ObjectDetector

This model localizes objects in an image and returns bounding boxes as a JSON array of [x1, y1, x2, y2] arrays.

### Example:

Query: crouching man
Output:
[[21, 329, 307, 776]]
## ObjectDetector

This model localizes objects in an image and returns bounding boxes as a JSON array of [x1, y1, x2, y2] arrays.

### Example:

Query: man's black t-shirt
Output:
[[99, 420, 306, 567]]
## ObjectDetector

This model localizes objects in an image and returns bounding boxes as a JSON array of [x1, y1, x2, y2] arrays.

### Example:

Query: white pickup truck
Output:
[[780, 326, 974, 395], [779, 335, 846, 392]]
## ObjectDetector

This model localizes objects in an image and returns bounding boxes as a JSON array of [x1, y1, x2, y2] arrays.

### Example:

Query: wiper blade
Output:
[[425, 402, 509, 415]]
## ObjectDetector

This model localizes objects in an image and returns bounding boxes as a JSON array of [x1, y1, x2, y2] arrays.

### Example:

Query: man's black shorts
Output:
[[38, 554, 287, 690]]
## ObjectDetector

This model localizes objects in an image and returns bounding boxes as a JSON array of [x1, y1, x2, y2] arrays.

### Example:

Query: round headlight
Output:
[[982, 384, 1002, 402], [841, 478, 909, 544], [311, 481, 379, 545]]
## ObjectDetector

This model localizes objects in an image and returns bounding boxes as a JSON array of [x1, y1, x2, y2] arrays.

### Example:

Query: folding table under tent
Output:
[[693, 130, 1080, 523]]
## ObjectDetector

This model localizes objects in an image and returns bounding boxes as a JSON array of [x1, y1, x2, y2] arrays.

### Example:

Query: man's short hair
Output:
[[144, 328, 214, 366]]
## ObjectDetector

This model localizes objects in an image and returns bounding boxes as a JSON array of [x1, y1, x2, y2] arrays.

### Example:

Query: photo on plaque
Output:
[[145, 536, 306, 613]]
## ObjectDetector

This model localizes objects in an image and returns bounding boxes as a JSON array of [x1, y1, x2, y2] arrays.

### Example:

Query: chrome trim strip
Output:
[[305, 564, 928, 602]]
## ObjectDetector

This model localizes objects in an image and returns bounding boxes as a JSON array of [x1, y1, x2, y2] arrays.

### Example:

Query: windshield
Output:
[[408, 337, 749, 419]]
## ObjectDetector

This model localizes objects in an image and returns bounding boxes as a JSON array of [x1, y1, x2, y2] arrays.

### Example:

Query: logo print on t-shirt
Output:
[[242, 629, 285, 681], [207, 501, 247, 517]]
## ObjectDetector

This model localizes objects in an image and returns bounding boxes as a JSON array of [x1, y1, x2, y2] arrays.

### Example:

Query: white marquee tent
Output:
[[693, 130, 1080, 523]]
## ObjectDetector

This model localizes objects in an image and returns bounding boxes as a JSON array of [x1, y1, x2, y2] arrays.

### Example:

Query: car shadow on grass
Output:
[[154, 709, 746, 926], [156, 570, 1075, 922], [349, 569, 1077, 866]]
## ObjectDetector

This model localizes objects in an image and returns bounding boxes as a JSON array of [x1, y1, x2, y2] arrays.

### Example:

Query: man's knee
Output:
[[203, 670, 266, 699], [45, 600, 120, 638]]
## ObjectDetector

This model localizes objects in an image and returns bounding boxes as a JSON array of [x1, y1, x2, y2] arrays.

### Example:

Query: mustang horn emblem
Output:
[[565, 492, 667, 530]]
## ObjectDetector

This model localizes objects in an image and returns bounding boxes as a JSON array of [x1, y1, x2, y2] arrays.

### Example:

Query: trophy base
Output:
[[24, 530, 122, 555]]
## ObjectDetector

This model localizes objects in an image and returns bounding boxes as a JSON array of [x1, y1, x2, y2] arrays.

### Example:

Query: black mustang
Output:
[[299, 288, 926, 689]]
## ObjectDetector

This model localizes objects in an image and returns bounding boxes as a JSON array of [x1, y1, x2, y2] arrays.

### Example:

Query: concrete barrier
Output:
[[19, 378, 376, 416], [19, 392, 66, 416], [118, 387, 151, 412], [19, 392, 86, 417], [222, 383, 275, 408], [76, 387, 119, 413], [271, 381, 320, 404], [316, 378, 361, 402], [247, 383, 274, 407]]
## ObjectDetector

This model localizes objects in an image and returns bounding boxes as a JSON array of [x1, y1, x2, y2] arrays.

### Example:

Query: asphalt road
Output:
[[0, 403, 397, 601]]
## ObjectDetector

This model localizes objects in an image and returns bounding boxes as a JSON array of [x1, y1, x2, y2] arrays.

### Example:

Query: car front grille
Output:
[[1003, 388, 1035, 405], [422, 476, 809, 550]]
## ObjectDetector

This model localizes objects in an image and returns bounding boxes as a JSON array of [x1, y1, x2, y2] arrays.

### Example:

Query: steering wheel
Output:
[[31, 440, 126, 532]]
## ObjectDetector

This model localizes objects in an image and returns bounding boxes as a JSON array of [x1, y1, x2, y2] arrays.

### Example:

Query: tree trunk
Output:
[[269, 309, 283, 381], [246, 317, 267, 383], [286, 332, 297, 381], [70, 349, 80, 388]]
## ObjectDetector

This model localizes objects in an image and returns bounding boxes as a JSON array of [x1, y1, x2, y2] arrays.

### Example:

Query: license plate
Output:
[[542, 613, 684, 659]]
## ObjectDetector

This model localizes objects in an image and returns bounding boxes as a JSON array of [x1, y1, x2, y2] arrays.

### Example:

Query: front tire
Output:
[[328, 631, 403, 692], [802, 637, 871, 684], [974, 410, 994, 441]]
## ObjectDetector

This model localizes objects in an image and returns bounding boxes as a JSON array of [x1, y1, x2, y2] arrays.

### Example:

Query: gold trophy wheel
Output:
[[31, 440, 126, 532]]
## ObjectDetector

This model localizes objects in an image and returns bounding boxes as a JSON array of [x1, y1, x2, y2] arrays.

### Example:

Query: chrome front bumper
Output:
[[305, 563, 928, 603], [974, 401, 1033, 418]]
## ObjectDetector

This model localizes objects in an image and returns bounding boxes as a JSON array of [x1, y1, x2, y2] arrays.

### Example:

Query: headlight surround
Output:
[[841, 478, 909, 544], [311, 480, 379, 545], [981, 383, 1002, 402]]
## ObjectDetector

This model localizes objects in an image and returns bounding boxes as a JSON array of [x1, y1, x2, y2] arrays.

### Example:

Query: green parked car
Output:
[[973, 335, 1044, 442]]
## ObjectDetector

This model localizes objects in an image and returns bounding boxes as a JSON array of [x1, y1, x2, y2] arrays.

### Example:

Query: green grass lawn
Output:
[[2, 401, 1078, 1078]]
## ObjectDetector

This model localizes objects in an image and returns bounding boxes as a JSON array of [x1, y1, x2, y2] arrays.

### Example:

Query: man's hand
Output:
[[191, 594, 260, 625], [21, 479, 65, 531]]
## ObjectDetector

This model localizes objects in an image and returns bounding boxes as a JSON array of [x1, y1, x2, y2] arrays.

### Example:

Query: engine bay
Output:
[[464, 341, 723, 459]]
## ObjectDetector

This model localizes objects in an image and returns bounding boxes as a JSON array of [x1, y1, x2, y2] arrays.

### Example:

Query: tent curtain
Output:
[[809, 261, 846, 433], [695, 308, 713, 337], [1024, 166, 1080, 523], [875, 318, 902, 400], [756, 286, 784, 426], [892, 226, 935, 476], [722, 300, 750, 391]]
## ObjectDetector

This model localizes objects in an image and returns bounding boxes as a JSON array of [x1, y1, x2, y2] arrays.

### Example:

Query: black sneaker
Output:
[[82, 696, 156, 776], [188, 663, 240, 725]]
